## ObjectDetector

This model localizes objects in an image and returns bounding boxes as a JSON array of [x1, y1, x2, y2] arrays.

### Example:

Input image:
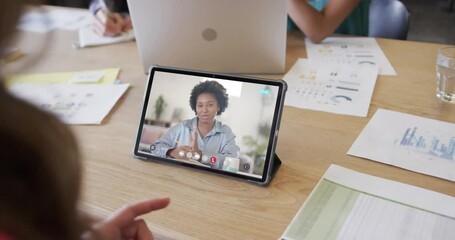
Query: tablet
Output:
[[133, 66, 287, 185]]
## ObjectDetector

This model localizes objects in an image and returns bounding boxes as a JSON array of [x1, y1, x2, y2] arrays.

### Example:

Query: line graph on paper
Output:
[[393, 127, 454, 161]]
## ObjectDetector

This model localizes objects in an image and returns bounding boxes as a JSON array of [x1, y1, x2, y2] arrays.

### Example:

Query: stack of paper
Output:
[[18, 7, 135, 49], [7, 68, 129, 125], [75, 25, 135, 48]]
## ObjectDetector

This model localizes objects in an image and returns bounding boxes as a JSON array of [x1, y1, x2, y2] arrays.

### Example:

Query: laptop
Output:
[[133, 65, 287, 185], [127, 0, 288, 74]]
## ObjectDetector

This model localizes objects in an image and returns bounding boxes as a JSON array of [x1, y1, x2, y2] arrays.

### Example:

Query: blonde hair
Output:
[[0, 0, 83, 239]]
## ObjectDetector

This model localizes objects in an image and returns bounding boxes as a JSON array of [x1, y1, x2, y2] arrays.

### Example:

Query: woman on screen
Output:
[[152, 80, 240, 169]]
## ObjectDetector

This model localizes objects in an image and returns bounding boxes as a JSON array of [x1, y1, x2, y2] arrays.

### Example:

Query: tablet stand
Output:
[[270, 153, 282, 179]]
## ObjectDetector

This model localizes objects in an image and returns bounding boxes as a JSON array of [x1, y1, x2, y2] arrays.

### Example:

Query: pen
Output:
[[99, 0, 110, 12]]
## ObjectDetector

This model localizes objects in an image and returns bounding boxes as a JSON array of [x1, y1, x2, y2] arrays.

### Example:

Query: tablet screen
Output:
[[134, 66, 286, 183]]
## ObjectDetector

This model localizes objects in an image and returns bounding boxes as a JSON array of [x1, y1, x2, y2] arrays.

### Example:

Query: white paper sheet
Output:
[[68, 70, 105, 83], [305, 37, 397, 76], [9, 83, 129, 125], [18, 8, 92, 33], [75, 25, 135, 48], [281, 165, 455, 240], [284, 59, 378, 117], [348, 109, 455, 181]]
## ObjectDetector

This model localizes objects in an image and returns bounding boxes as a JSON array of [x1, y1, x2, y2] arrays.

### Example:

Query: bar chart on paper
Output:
[[280, 165, 455, 240], [395, 127, 454, 161], [284, 59, 378, 117], [348, 109, 455, 181]]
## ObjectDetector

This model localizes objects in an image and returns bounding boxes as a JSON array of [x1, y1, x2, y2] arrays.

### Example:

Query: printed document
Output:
[[284, 59, 378, 117], [348, 109, 455, 181], [281, 165, 455, 240], [305, 37, 396, 76], [9, 83, 129, 125], [18, 8, 92, 33]]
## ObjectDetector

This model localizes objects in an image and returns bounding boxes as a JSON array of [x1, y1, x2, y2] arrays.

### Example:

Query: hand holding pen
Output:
[[92, 1, 132, 37]]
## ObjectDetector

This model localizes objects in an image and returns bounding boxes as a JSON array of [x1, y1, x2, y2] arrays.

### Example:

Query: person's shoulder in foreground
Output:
[[0, 0, 170, 239], [0, 66, 170, 240]]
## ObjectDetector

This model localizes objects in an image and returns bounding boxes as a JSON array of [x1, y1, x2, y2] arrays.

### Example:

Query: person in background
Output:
[[88, 0, 369, 41], [89, 0, 131, 36], [0, 0, 169, 239], [288, 0, 371, 43]]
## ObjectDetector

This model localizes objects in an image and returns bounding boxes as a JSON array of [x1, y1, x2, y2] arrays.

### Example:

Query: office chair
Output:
[[369, 0, 410, 40], [448, 0, 454, 11]]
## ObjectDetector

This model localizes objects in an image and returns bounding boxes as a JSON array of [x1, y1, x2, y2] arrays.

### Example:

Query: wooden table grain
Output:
[[7, 9, 455, 239]]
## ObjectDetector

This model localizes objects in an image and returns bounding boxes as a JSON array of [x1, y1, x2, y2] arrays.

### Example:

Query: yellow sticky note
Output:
[[5, 68, 120, 87]]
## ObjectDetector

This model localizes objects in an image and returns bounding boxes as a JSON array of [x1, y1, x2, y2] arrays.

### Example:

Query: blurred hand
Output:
[[81, 198, 170, 240], [93, 9, 132, 37]]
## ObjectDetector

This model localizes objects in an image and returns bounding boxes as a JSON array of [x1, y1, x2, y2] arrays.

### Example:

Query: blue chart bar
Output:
[[398, 127, 454, 160]]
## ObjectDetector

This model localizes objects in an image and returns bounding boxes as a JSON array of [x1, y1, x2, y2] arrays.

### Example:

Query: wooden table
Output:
[[7, 8, 455, 239]]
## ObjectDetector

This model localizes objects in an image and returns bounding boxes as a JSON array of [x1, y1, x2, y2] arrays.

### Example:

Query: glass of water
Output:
[[436, 47, 455, 103]]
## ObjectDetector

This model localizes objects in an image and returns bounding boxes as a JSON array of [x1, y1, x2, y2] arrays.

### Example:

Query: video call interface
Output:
[[136, 70, 281, 179]]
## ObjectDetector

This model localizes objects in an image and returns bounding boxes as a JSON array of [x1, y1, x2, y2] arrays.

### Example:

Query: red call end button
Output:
[[210, 156, 217, 163]]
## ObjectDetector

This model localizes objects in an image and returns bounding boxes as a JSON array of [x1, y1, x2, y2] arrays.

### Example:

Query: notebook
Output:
[[127, 0, 288, 74]]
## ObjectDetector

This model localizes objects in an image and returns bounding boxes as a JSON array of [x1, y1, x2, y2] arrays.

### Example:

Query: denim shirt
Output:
[[152, 117, 240, 169]]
